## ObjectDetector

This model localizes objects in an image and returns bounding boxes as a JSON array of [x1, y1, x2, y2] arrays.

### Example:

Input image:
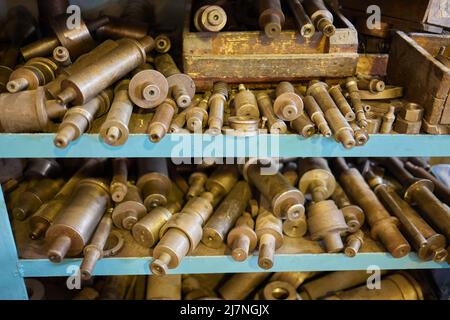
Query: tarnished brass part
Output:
[[96, 17, 149, 40], [7, 57, 58, 93], [274, 82, 303, 121], [394, 103, 424, 134], [169, 96, 201, 133], [110, 158, 129, 203], [219, 272, 271, 300], [256, 92, 287, 134], [112, 184, 147, 230], [259, 0, 285, 38], [227, 212, 257, 261], [186, 91, 211, 132], [54, 89, 113, 148], [206, 82, 228, 135], [256, 209, 283, 269], [183, 275, 219, 300], [260, 281, 297, 300], [100, 80, 132, 146], [147, 98, 178, 142], [307, 81, 355, 149], [45, 100, 67, 120], [132, 183, 184, 248], [303, 0, 335, 37], [359, 86, 403, 100], [283, 169, 299, 187], [25, 159, 61, 179], [80, 212, 113, 280], [333, 158, 410, 258], [345, 77, 367, 129], [0, 87, 49, 133], [350, 122, 369, 146], [155, 34, 172, 54], [194, 5, 227, 32], [154, 54, 195, 108], [57, 37, 154, 105], [328, 85, 355, 122], [205, 165, 239, 207], [298, 157, 336, 202], [290, 111, 316, 138], [187, 172, 208, 199], [226, 116, 259, 136], [326, 273, 423, 300], [234, 84, 260, 118], [0, 47, 19, 93], [344, 229, 364, 257], [300, 270, 388, 300], [357, 78, 385, 93], [202, 181, 251, 248], [46, 178, 110, 263], [332, 183, 365, 233], [303, 95, 331, 137], [380, 106, 396, 134], [13, 178, 64, 221], [129, 69, 169, 109], [288, 0, 315, 39], [366, 112, 382, 134], [308, 200, 348, 252], [29, 159, 105, 240], [20, 37, 61, 61], [136, 158, 172, 210], [146, 275, 181, 300], [283, 215, 308, 238], [271, 272, 315, 289], [53, 46, 71, 66], [243, 159, 305, 220]]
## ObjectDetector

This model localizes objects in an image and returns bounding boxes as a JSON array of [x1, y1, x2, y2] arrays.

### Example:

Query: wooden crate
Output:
[[387, 31, 450, 134], [182, 1, 358, 90]]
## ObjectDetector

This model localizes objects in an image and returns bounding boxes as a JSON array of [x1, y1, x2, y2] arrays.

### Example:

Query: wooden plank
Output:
[[357, 54, 389, 76], [426, 0, 450, 28], [411, 33, 450, 56]]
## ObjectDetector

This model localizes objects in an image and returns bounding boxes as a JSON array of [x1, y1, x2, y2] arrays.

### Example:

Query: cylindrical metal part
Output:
[[186, 91, 211, 132], [350, 121, 369, 146], [187, 172, 208, 199], [380, 106, 396, 134], [112, 184, 147, 230], [346, 77, 367, 129], [303, 0, 336, 37], [328, 85, 355, 122], [256, 210, 283, 270], [274, 82, 303, 121], [25, 159, 61, 179], [110, 158, 129, 203], [207, 82, 228, 135], [129, 69, 169, 109], [298, 157, 336, 202], [344, 229, 364, 257], [146, 275, 182, 300], [260, 281, 298, 300], [256, 92, 287, 134], [20, 37, 61, 62], [290, 111, 316, 138], [194, 5, 228, 32], [0, 46, 19, 93], [219, 272, 271, 300], [53, 46, 72, 66], [234, 84, 260, 118], [147, 98, 178, 143], [259, 0, 285, 38], [96, 17, 149, 40], [304, 95, 332, 137], [331, 182, 365, 233], [7, 57, 58, 92], [357, 78, 386, 93], [205, 165, 240, 207], [287, 0, 315, 38], [227, 212, 257, 261]]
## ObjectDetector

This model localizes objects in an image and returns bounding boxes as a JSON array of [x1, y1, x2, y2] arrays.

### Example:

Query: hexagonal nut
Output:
[[393, 116, 422, 134], [400, 103, 424, 122]]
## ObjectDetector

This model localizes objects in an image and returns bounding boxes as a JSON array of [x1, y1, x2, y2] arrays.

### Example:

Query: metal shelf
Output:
[[0, 133, 450, 158]]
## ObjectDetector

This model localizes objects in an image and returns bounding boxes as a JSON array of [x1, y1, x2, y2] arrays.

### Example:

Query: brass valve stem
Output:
[[234, 84, 260, 118], [290, 111, 317, 138], [205, 165, 240, 207], [7, 57, 58, 93], [187, 172, 208, 199], [328, 85, 355, 122], [227, 212, 257, 261], [259, 0, 285, 38], [287, 0, 315, 39], [274, 81, 303, 121], [147, 98, 178, 143], [207, 82, 228, 135], [357, 78, 385, 93], [331, 182, 365, 233], [344, 229, 364, 257], [350, 121, 369, 146], [110, 158, 129, 203], [303, 0, 336, 37], [346, 77, 367, 129], [256, 92, 287, 134], [112, 184, 147, 230], [380, 106, 396, 134], [304, 95, 332, 137], [186, 91, 211, 132]]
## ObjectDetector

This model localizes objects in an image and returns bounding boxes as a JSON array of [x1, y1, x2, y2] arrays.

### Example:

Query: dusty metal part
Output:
[[303, 95, 331, 137], [96, 16, 149, 40], [344, 229, 364, 257], [393, 103, 424, 134], [259, 0, 285, 38], [219, 272, 271, 300], [147, 98, 178, 142], [226, 116, 260, 136], [366, 112, 382, 134], [187, 172, 208, 200], [331, 182, 365, 233], [202, 181, 251, 248], [112, 184, 147, 230], [206, 82, 228, 135], [186, 91, 211, 132], [146, 274, 182, 300], [0, 87, 49, 133], [54, 89, 113, 148], [7, 57, 58, 93], [242, 159, 305, 221], [45, 100, 67, 120], [350, 121, 369, 146], [0, 46, 19, 93], [80, 211, 113, 280], [287, 0, 315, 39], [136, 158, 172, 210], [256, 92, 287, 134], [53, 46, 71, 66], [332, 158, 410, 258], [274, 82, 303, 121], [129, 68, 169, 109], [46, 178, 110, 262], [328, 85, 355, 122], [326, 272, 423, 300], [20, 37, 61, 62], [298, 157, 336, 202], [380, 106, 396, 133], [28, 159, 106, 240], [307, 81, 355, 149], [260, 281, 298, 300], [13, 178, 64, 221], [256, 208, 283, 270], [290, 111, 316, 138], [205, 165, 240, 207], [100, 80, 133, 146], [57, 37, 154, 105], [227, 212, 257, 261], [194, 5, 228, 32], [303, 0, 335, 37], [24, 159, 61, 179], [169, 96, 201, 133], [155, 34, 172, 54], [110, 158, 129, 203], [359, 86, 403, 100], [357, 78, 385, 93], [154, 54, 195, 109], [234, 84, 260, 118], [345, 77, 367, 129]]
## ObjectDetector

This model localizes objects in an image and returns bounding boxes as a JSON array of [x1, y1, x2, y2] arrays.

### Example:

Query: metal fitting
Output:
[[112, 184, 147, 230], [256, 209, 283, 269], [7, 57, 58, 93], [206, 82, 228, 135], [344, 229, 364, 257], [148, 98, 178, 143], [187, 172, 208, 199], [226, 116, 260, 136], [186, 91, 211, 132], [259, 0, 285, 38], [205, 165, 240, 207], [357, 78, 385, 93], [194, 5, 227, 32], [366, 112, 382, 134], [380, 106, 396, 134], [256, 92, 287, 134], [287, 0, 315, 39], [345, 77, 367, 129], [129, 67, 169, 109], [53, 46, 71, 66], [96, 16, 149, 40], [274, 82, 303, 121], [350, 121, 369, 146], [328, 85, 355, 122], [298, 157, 336, 202], [234, 84, 260, 118], [170, 96, 201, 133], [331, 182, 365, 233], [303, 0, 335, 37], [303, 95, 331, 137], [110, 158, 129, 203], [290, 111, 316, 138], [260, 281, 298, 300], [227, 212, 257, 261], [155, 34, 172, 54]]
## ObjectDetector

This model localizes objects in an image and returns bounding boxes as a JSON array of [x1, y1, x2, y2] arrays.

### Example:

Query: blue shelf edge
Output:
[[0, 133, 449, 158], [19, 253, 449, 278]]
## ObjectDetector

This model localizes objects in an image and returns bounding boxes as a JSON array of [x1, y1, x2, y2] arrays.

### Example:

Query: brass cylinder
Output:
[[256, 92, 287, 133], [146, 275, 182, 300], [304, 95, 332, 137], [346, 77, 367, 129], [202, 181, 252, 248], [110, 158, 129, 203], [256, 209, 283, 269], [25, 159, 61, 179], [53, 46, 72, 66], [129, 68, 169, 109], [357, 78, 385, 93], [170, 96, 201, 133], [287, 0, 315, 38], [54, 89, 113, 148], [303, 0, 335, 37], [194, 5, 228, 32], [7, 58, 58, 93], [13, 178, 64, 221], [260, 281, 298, 300], [136, 158, 172, 210], [155, 34, 172, 54], [274, 82, 303, 121], [147, 98, 178, 143], [259, 0, 285, 38], [290, 111, 316, 138], [112, 184, 147, 230], [186, 91, 211, 132], [331, 182, 365, 233], [227, 212, 257, 261], [350, 121, 369, 146], [326, 273, 423, 300], [46, 178, 110, 263], [57, 37, 154, 105], [380, 106, 396, 134], [20, 37, 61, 62], [207, 82, 228, 135], [344, 229, 364, 257], [234, 84, 260, 118], [205, 165, 240, 207], [97, 17, 149, 40], [219, 272, 271, 300], [187, 172, 208, 199], [298, 157, 336, 202], [328, 85, 355, 122]]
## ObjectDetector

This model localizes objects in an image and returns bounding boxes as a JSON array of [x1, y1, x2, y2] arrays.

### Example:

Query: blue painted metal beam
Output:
[[0, 134, 450, 158], [19, 253, 449, 277]]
